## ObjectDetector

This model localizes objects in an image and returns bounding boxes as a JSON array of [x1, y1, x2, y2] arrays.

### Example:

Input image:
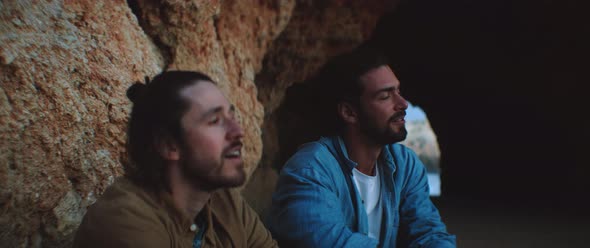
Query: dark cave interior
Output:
[[370, 0, 589, 207], [368, 0, 590, 245]]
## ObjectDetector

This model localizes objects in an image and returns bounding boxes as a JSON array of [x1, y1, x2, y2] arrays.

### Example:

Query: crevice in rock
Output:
[[125, 0, 172, 70], [212, 15, 227, 71], [126, 0, 142, 23], [0, 65, 17, 109]]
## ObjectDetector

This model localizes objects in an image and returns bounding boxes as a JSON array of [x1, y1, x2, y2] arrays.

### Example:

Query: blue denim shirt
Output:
[[268, 136, 456, 248]]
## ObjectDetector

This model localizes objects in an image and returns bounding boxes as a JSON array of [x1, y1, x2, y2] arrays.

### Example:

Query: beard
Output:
[[358, 109, 408, 145], [179, 144, 246, 192]]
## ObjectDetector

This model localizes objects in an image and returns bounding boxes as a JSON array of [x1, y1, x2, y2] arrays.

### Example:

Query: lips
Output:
[[389, 111, 406, 123], [223, 141, 243, 159], [391, 116, 405, 122]]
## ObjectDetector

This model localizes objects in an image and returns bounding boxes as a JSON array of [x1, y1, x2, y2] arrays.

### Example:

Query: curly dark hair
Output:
[[302, 45, 391, 135]]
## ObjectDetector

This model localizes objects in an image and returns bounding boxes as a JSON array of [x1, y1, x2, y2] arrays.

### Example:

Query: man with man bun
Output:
[[74, 71, 277, 248]]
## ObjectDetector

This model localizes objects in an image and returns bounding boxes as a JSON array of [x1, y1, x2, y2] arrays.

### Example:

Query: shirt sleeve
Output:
[[396, 148, 457, 248], [268, 164, 379, 248]]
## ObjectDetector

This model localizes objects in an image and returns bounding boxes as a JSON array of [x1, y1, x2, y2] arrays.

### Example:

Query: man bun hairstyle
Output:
[[126, 77, 150, 104]]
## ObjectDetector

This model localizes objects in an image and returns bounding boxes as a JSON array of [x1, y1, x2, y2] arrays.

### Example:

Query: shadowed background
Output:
[[370, 0, 590, 246]]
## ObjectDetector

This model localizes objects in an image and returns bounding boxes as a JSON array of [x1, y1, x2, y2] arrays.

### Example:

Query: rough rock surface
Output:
[[1, 1, 163, 247], [0, 0, 293, 247]]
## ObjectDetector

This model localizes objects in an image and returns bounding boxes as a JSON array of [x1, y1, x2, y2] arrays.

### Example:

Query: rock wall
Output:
[[1, 1, 163, 247], [0, 0, 402, 247]]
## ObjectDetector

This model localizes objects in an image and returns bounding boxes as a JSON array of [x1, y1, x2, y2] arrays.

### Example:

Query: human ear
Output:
[[156, 136, 180, 161], [337, 102, 358, 124]]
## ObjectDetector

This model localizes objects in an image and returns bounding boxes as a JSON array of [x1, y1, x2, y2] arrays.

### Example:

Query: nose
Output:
[[226, 117, 244, 140], [394, 94, 409, 111]]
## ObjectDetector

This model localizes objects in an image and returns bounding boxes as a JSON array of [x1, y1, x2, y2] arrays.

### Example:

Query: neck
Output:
[[342, 129, 382, 176], [167, 164, 212, 220]]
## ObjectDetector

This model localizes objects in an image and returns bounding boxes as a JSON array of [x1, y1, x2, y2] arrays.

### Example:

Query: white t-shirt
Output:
[[352, 166, 383, 240]]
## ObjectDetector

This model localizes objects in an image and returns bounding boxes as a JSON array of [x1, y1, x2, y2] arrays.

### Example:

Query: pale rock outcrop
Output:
[[401, 103, 441, 174]]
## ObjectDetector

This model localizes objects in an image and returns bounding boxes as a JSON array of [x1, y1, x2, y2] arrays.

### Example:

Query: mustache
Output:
[[389, 111, 406, 122], [224, 141, 243, 153]]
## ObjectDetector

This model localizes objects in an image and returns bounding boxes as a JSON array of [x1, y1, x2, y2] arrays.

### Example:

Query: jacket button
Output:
[[190, 224, 197, 232]]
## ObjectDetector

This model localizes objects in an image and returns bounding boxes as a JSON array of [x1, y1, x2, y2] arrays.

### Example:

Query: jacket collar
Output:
[[321, 136, 397, 173], [320, 136, 398, 193], [334, 136, 358, 170]]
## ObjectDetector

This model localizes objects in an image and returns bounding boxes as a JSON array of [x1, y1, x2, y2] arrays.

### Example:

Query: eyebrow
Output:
[[199, 104, 235, 121]]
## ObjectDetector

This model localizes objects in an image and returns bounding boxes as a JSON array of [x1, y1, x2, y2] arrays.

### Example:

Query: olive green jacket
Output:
[[73, 177, 277, 248]]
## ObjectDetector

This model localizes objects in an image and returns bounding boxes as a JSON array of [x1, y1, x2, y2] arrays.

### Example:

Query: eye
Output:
[[378, 92, 391, 100], [208, 115, 223, 125]]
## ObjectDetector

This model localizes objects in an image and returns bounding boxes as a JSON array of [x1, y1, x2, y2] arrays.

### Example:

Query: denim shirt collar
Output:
[[322, 136, 397, 173], [321, 136, 398, 191], [335, 136, 359, 170]]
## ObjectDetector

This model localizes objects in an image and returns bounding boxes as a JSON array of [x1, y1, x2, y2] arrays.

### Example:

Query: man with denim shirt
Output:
[[268, 46, 456, 247]]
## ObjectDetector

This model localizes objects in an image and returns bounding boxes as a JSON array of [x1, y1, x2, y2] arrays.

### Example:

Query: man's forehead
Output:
[[360, 65, 400, 90], [181, 81, 229, 109]]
